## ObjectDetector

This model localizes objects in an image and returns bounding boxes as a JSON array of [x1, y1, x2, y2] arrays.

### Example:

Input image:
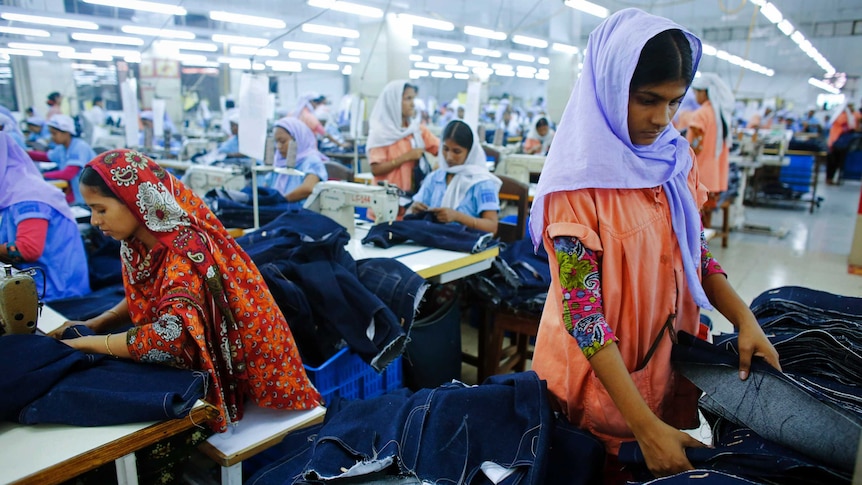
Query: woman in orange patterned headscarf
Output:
[[53, 149, 321, 432]]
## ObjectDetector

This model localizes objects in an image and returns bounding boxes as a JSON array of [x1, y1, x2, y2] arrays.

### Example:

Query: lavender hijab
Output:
[[0, 132, 73, 221], [530, 8, 711, 309], [273, 116, 327, 167]]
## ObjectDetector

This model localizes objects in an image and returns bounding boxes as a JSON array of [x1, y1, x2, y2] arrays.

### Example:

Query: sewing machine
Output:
[[303, 181, 401, 236], [498, 154, 546, 185], [0, 265, 40, 336], [181, 164, 248, 198]]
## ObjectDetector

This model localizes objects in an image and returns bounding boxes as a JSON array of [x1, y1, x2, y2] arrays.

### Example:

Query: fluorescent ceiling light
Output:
[[428, 55, 457, 65], [512, 35, 548, 48], [564, 0, 609, 18], [230, 46, 279, 57], [472, 47, 501, 58], [70, 63, 99, 69], [760, 2, 783, 24], [444, 65, 469, 72], [212, 34, 269, 46], [0, 47, 43, 57], [462, 60, 487, 68], [454, 73, 469, 80], [7, 42, 73, 53], [341, 47, 360, 55], [81, 0, 187, 16], [342, 65, 352, 75], [217, 56, 249, 64], [124, 56, 141, 63], [91, 48, 140, 57], [283, 41, 331, 53], [307, 62, 340, 70], [121, 26, 194, 39], [409, 54, 423, 61], [301, 24, 359, 38], [307, 0, 383, 18], [777, 20, 794, 36], [750, 0, 766, 5], [516, 65, 537, 73], [508, 52, 535, 62], [536, 72, 549, 80], [0, 26, 50, 37], [397, 14, 454, 31], [516, 71, 534, 79], [337, 55, 360, 63], [491, 63, 513, 71], [266, 60, 302, 71], [790, 31, 806, 45], [426, 41, 465, 53], [538, 56, 549, 65], [174, 54, 209, 64], [414, 62, 440, 69], [551, 42, 579, 54], [71, 33, 145, 46], [495, 70, 515, 77], [182, 61, 219, 68], [289, 51, 330, 61], [58, 51, 113, 61], [409, 69, 429, 79], [472, 67, 493, 76], [464, 26, 506, 41], [0, 13, 98, 30], [431, 71, 453, 78], [809, 77, 840, 94], [209, 11, 285, 29], [156, 40, 218, 52], [702, 44, 717, 56], [538, 68, 549, 75]]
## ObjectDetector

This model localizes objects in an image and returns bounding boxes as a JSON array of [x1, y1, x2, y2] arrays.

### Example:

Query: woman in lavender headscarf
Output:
[[528, 8, 779, 479]]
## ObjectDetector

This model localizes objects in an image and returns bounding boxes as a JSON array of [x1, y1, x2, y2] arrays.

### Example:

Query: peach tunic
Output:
[[368, 125, 439, 193], [683, 100, 729, 192]]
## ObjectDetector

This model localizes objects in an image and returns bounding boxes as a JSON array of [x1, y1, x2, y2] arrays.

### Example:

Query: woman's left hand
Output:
[[735, 311, 781, 380], [428, 207, 459, 224]]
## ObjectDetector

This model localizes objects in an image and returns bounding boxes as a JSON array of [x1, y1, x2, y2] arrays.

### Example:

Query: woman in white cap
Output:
[[217, 112, 242, 158], [42, 114, 97, 204]]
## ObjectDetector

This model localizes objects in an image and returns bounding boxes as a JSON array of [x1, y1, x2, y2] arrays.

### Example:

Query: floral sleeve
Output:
[[554, 236, 616, 359], [700, 229, 727, 278], [127, 289, 205, 369]]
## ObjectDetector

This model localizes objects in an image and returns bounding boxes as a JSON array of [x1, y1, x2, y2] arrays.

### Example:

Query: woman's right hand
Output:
[[47, 320, 91, 339], [406, 147, 425, 161], [634, 419, 705, 477], [412, 201, 429, 213]]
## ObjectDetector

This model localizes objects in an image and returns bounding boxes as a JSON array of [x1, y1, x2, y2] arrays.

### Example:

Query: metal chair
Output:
[[324, 161, 354, 182]]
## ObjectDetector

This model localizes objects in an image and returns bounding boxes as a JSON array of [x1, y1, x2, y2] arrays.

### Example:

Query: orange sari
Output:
[[88, 150, 320, 432]]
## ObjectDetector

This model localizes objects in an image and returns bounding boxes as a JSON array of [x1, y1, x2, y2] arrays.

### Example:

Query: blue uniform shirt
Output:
[[272, 154, 329, 208], [0, 201, 90, 301], [46, 138, 97, 204], [413, 170, 501, 218], [217, 135, 239, 155]]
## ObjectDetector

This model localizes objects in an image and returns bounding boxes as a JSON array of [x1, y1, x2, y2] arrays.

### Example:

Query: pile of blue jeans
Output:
[[205, 186, 298, 229], [363, 213, 498, 254]]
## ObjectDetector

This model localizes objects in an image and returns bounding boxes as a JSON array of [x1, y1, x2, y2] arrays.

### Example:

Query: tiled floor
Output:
[[460, 176, 862, 385]]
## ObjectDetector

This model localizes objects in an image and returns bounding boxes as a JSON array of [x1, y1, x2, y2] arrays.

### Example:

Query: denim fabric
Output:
[[79, 223, 123, 291], [619, 423, 851, 484], [206, 186, 296, 229], [0, 333, 205, 426], [363, 215, 498, 253], [631, 470, 764, 484], [47, 283, 126, 321], [236, 211, 409, 371], [749, 286, 862, 322], [303, 372, 552, 484], [244, 423, 323, 485], [671, 331, 861, 471], [546, 413, 605, 485], [355, 258, 428, 336]]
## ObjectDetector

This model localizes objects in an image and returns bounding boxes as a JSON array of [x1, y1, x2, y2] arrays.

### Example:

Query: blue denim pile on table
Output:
[[668, 327, 859, 482], [246, 371, 606, 485], [630, 469, 764, 485], [0, 333, 205, 426], [236, 210, 427, 371], [205, 186, 298, 229], [362, 212, 498, 253]]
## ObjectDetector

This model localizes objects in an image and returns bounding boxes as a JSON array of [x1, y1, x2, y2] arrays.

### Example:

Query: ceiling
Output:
[[1, 0, 861, 99]]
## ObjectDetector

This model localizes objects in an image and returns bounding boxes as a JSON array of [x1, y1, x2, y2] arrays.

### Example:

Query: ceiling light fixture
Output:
[[471, 47, 501, 58], [288, 51, 330, 61], [307, 0, 383, 18], [538, 56, 549, 64], [414, 62, 440, 70], [397, 14, 454, 31], [777, 19, 794, 36], [564, 0, 609, 19], [551, 42, 579, 54], [759, 2, 783, 24], [341, 47, 360, 55], [209, 11, 286, 29], [409, 69, 429, 79], [454, 73, 470, 80], [409, 54, 423, 61], [0, 26, 50, 37], [462, 60, 487, 68], [426, 41, 465, 53], [91, 48, 141, 58], [307, 62, 341, 70], [71, 33, 145, 46], [301, 24, 359, 38], [808, 77, 840, 94], [283, 41, 331, 53], [508, 52, 535, 63], [230, 46, 279, 57], [444, 65, 469, 72], [428, 55, 457, 65], [464, 26, 506, 41], [266, 60, 302, 72], [0, 13, 98, 30], [58, 51, 113, 61], [81, 0, 187, 16], [0, 47, 43, 57], [156, 40, 218, 52], [337, 55, 360, 63], [512, 35, 548, 48], [121, 26, 195, 39], [7, 42, 73, 53], [431, 71, 453, 78], [212, 34, 269, 46]]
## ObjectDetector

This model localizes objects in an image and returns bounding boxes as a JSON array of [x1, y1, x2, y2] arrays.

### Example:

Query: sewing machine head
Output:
[[0, 265, 40, 337], [303, 181, 401, 236], [181, 164, 248, 198], [499, 154, 546, 185]]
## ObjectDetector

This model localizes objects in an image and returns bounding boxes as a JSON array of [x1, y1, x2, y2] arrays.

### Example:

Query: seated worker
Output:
[[49, 150, 321, 432], [411, 119, 501, 235], [523, 117, 555, 155], [293, 93, 349, 149], [0, 113, 27, 150], [139, 110, 181, 156], [271, 117, 328, 206], [368, 80, 440, 197], [25, 115, 50, 147], [0, 133, 90, 302], [42, 114, 96, 205], [216, 113, 242, 158]]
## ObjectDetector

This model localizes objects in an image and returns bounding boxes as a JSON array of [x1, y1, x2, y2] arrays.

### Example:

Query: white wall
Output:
[[275, 71, 346, 116], [25, 58, 77, 118]]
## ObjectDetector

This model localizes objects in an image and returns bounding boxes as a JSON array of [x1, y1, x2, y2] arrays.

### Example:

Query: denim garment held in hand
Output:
[[0, 333, 206, 426], [363, 214, 498, 253], [672, 331, 861, 472]]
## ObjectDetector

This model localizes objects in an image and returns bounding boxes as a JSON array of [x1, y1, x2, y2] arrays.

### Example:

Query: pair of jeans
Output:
[[363, 216, 497, 253], [749, 286, 862, 322], [671, 331, 861, 472], [631, 470, 764, 484], [0, 334, 205, 426]]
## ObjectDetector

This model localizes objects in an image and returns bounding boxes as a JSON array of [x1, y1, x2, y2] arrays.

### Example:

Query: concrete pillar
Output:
[[547, 9, 582, 125], [350, 15, 412, 120], [23, 57, 76, 118]]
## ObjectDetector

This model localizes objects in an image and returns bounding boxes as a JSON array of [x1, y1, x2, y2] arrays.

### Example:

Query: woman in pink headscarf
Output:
[[529, 8, 779, 480]]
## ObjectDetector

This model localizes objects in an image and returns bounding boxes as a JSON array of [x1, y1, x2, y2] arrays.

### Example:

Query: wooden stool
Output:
[[487, 307, 541, 375]]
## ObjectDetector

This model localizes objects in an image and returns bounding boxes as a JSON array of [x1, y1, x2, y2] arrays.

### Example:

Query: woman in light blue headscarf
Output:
[[529, 8, 780, 479], [271, 117, 328, 206]]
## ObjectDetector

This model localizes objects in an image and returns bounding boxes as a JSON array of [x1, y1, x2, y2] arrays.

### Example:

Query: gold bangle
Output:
[[105, 333, 116, 357]]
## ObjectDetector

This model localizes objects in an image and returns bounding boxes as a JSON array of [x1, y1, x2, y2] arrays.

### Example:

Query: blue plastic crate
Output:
[[304, 348, 403, 406]]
